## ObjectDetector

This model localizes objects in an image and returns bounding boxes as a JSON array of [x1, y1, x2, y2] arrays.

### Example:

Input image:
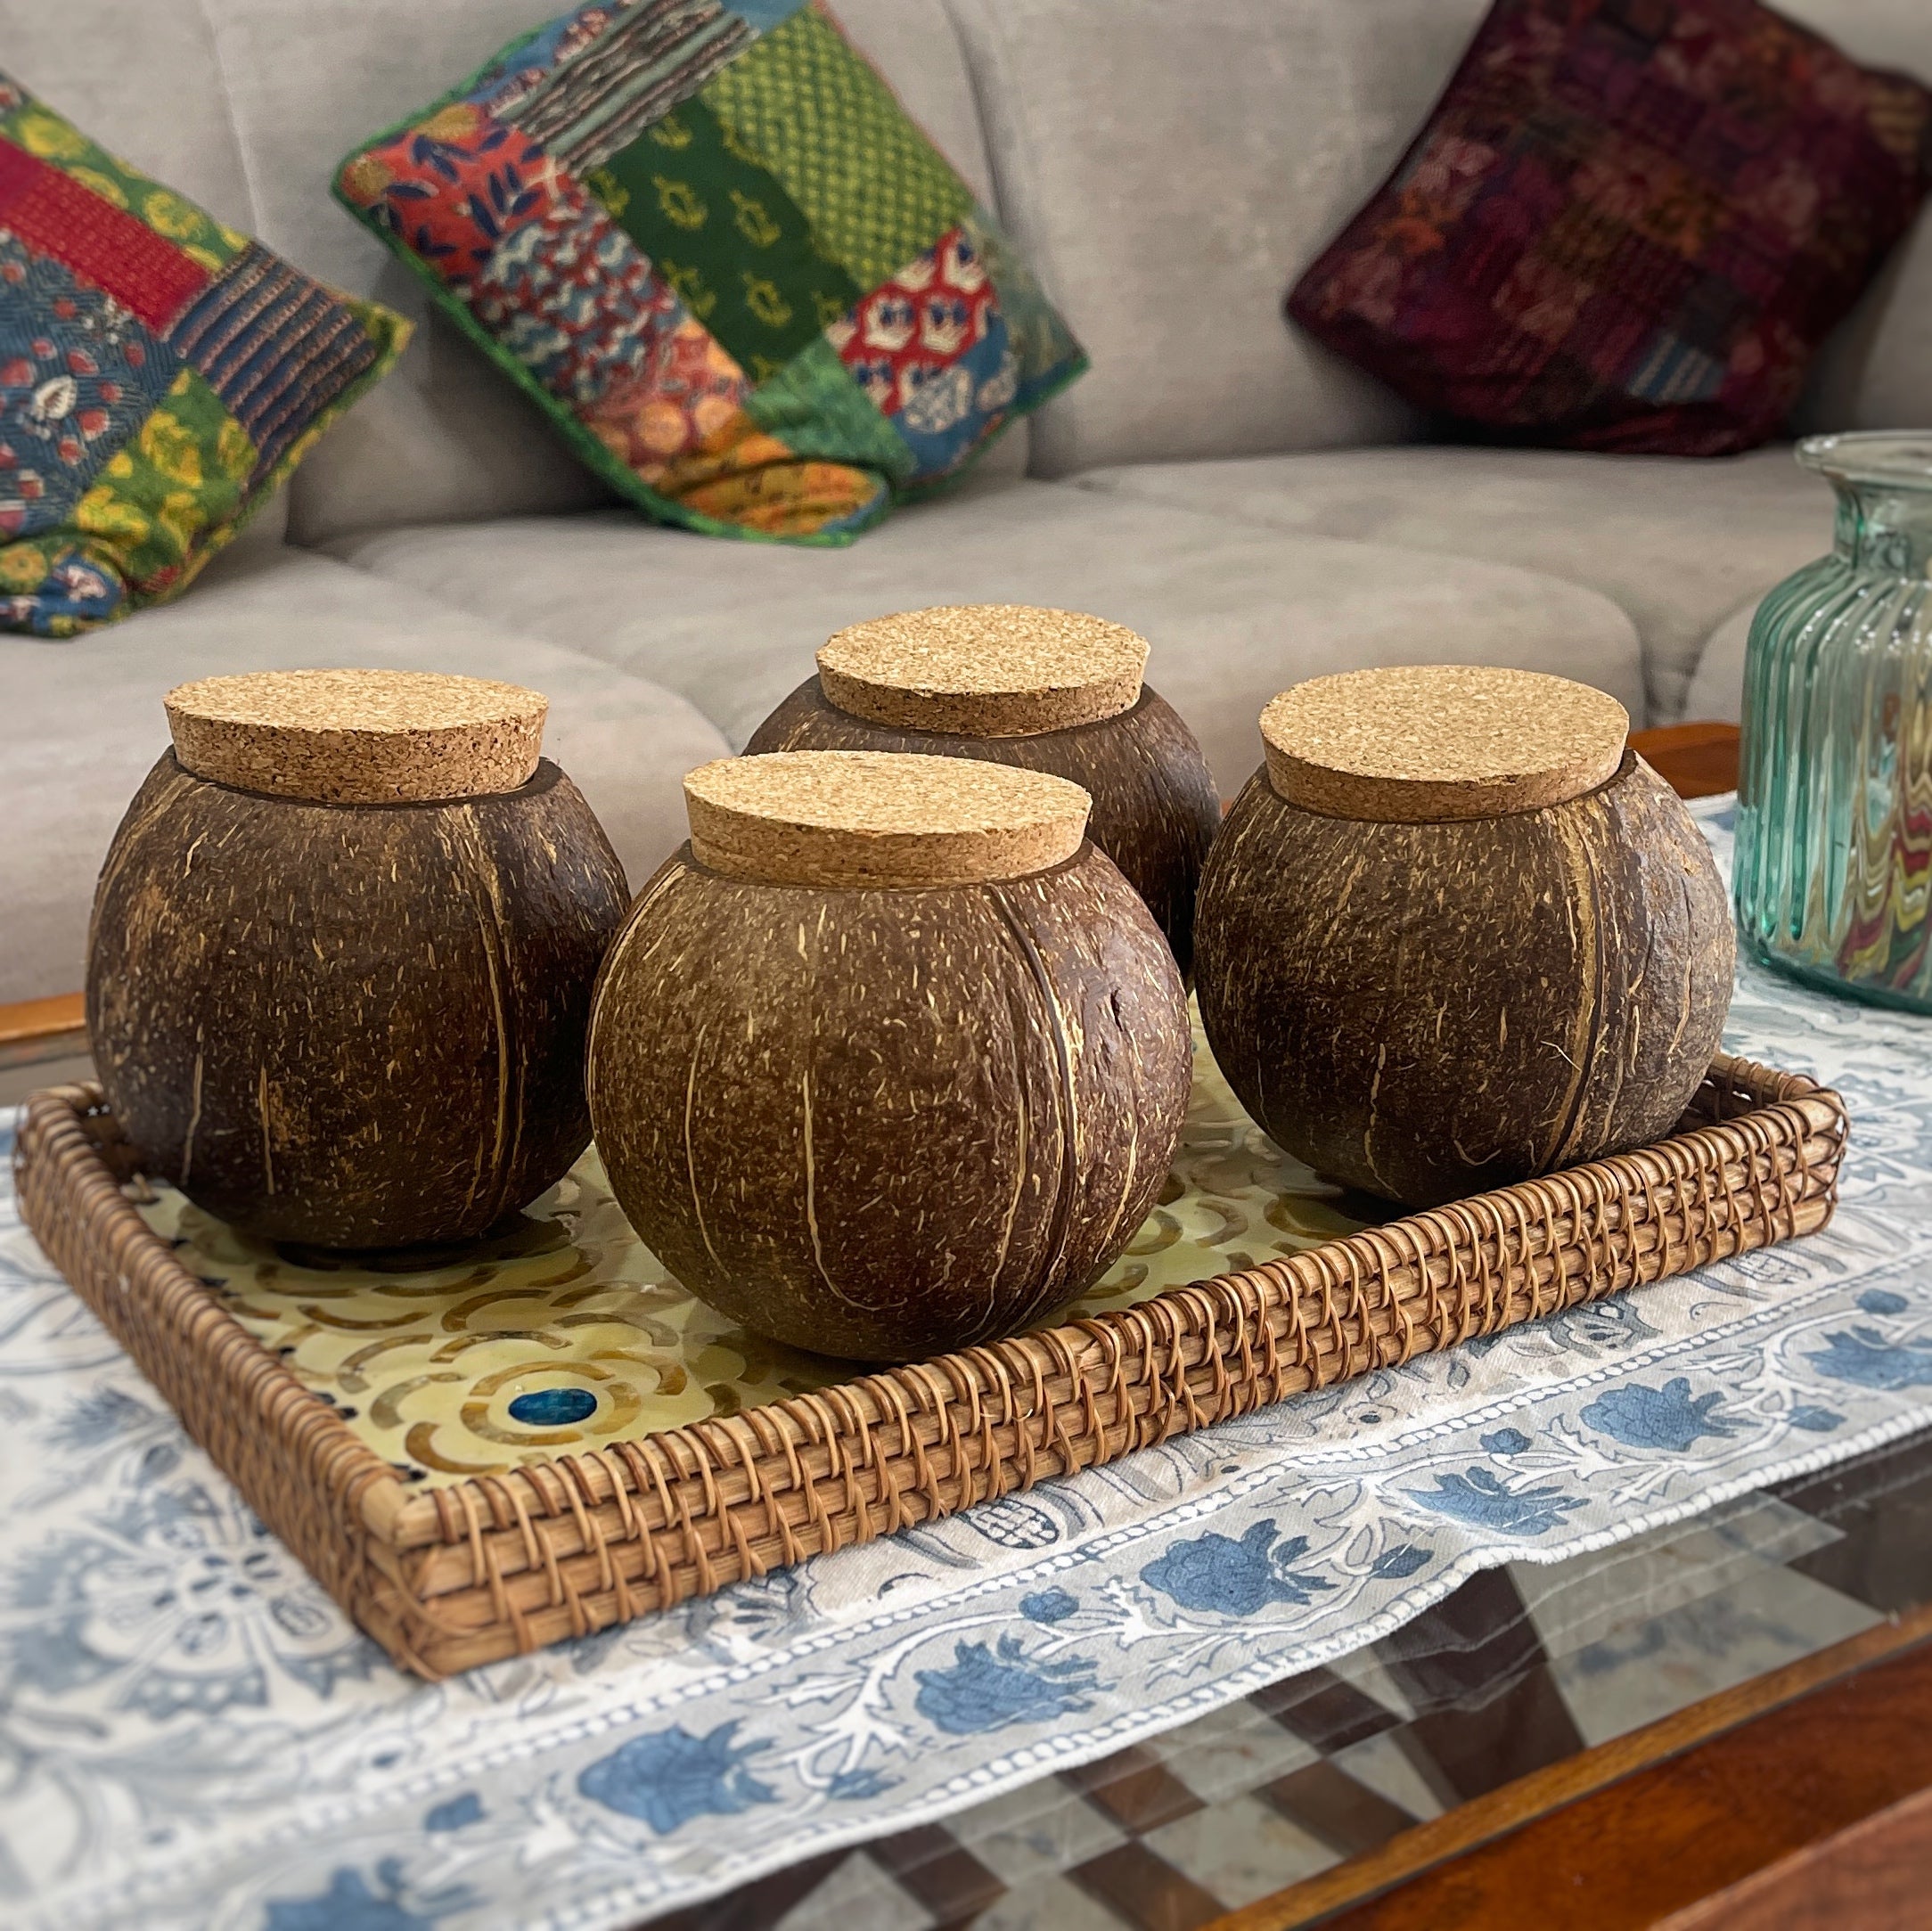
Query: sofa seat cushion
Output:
[[1070, 445, 1827, 720], [1683, 595, 1767, 725], [329, 476, 1643, 795], [0, 546, 729, 1002]]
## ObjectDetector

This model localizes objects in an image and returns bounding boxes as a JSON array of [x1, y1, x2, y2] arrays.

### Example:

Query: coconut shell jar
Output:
[[744, 605, 1223, 978], [87, 669, 629, 1250], [1195, 666, 1733, 1210], [587, 750, 1193, 1362]]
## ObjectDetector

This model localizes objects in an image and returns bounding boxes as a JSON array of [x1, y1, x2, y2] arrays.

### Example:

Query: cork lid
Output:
[[1259, 666, 1630, 822], [684, 751, 1093, 888], [817, 605, 1149, 737], [164, 669, 548, 805]]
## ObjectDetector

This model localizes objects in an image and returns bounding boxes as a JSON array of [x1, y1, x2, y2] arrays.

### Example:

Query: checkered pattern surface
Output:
[[645, 1422, 1932, 1927]]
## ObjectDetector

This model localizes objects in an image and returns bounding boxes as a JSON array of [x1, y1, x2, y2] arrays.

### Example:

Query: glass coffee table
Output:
[[641, 1420, 1932, 1929], [632, 724, 1930, 1928], [19, 723, 1928, 1927]]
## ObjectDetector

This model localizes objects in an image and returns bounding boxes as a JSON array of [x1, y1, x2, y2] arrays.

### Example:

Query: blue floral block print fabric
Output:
[[3, 800, 1931, 1931]]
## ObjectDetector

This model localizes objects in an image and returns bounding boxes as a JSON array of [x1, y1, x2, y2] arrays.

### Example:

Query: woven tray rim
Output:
[[13, 1054, 1846, 1677]]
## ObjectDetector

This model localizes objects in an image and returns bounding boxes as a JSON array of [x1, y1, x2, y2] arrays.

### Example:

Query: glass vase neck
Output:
[[1800, 432, 1932, 579]]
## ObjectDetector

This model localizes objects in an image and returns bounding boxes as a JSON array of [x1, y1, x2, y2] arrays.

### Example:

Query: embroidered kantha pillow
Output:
[[0, 76, 408, 637], [1287, 0, 1932, 456], [334, 0, 1085, 544]]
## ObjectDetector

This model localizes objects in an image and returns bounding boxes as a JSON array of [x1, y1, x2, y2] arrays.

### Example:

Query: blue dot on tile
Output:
[[509, 1387, 598, 1427]]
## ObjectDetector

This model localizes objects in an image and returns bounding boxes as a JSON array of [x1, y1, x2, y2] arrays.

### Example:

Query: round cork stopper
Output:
[[1259, 666, 1630, 822], [164, 669, 548, 805], [817, 605, 1150, 737], [684, 751, 1093, 888]]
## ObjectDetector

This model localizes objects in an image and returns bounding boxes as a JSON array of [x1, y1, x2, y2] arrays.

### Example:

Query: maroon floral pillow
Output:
[[1287, 0, 1932, 455]]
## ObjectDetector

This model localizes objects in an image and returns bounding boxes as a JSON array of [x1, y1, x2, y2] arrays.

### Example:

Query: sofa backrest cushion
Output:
[[951, 0, 1932, 475], [1781, 0, 1932, 433], [1804, 215, 1932, 432], [945, 0, 1483, 476], [0, 0, 250, 218], [192, 0, 1009, 545]]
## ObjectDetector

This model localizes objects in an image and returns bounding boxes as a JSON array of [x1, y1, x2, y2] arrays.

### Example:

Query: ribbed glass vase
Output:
[[1734, 432, 1932, 1014]]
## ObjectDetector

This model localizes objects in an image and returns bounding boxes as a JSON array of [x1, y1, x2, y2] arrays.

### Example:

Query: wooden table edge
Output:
[[0, 989, 86, 1070], [1208, 1598, 1932, 1930], [1629, 719, 1740, 802], [1652, 1778, 1932, 1930]]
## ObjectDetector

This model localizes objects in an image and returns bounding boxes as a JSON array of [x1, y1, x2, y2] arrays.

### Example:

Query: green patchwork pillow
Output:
[[0, 75, 409, 636], [334, 0, 1086, 545]]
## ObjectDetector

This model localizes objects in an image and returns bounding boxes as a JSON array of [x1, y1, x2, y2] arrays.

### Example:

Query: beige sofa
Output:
[[3, 0, 1928, 1002]]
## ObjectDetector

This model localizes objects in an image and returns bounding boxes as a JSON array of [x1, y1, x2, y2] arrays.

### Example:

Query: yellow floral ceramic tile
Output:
[[136, 1019, 1375, 1487]]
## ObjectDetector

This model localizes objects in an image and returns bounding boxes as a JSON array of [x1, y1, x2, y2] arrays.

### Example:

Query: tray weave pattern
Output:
[[15, 1055, 1846, 1679]]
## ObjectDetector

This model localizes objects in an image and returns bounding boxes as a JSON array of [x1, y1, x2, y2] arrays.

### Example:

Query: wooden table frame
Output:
[[0, 990, 85, 1072], [1212, 1604, 1932, 1929]]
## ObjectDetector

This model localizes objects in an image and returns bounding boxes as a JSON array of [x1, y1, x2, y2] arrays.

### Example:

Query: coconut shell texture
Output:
[[587, 842, 1193, 1361], [1195, 754, 1734, 1209], [745, 680, 1223, 980], [87, 754, 629, 1248]]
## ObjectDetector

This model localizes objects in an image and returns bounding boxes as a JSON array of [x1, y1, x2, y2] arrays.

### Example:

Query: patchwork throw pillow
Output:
[[1287, 0, 1932, 456], [0, 76, 409, 637], [334, 0, 1085, 544]]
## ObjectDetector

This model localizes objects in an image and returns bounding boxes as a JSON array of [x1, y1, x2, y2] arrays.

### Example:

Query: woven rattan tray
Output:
[[15, 1043, 1846, 1678]]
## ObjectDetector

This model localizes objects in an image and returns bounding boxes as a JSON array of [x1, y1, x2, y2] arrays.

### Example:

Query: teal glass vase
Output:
[[1734, 432, 1932, 1014]]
